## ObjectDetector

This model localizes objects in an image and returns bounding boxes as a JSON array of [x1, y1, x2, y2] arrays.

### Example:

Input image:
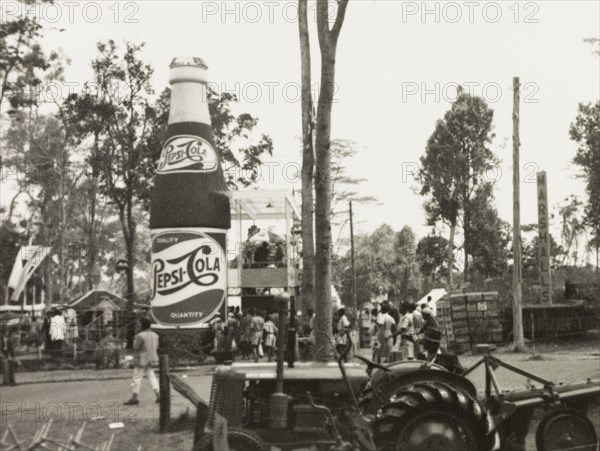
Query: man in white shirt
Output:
[[335, 308, 351, 361], [49, 309, 66, 352], [411, 303, 423, 357], [376, 305, 396, 363], [394, 304, 415, 360]]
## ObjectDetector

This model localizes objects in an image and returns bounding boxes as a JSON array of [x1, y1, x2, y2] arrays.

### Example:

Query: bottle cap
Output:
[[169, 56, 208, 85]]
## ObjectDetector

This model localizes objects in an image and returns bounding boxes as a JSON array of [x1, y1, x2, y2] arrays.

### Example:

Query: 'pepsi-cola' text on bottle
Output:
[[150, 57, 231, 328]]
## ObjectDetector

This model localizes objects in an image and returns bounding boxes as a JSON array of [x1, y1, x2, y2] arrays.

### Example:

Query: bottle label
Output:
[[156, 135, 218, 174], [150, 229, 226, 327]]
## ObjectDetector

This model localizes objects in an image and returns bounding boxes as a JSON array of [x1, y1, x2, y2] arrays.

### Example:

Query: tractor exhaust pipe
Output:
[[269, 293, 290, 429]]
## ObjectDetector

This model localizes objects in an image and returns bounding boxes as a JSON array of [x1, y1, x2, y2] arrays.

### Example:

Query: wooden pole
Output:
[[349, 201, 357, 311], [537, 171, 553, 304], [158, 354, 170, 433], [512, 76, 525, 352]]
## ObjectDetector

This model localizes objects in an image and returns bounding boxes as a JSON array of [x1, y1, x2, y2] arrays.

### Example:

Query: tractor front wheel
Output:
[[535, 408, 598, 451], [193, 428, 268, 451], [372, 382, 499, 451]]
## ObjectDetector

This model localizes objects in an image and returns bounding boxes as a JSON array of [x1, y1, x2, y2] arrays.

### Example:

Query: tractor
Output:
[[193, 297, 599, 451]]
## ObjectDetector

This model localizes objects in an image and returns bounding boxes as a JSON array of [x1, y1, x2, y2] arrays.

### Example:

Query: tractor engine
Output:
[[207, 362, 369, 434]]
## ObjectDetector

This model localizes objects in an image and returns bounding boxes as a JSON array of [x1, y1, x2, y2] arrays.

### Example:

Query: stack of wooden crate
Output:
[[437, 292, 504, 353]]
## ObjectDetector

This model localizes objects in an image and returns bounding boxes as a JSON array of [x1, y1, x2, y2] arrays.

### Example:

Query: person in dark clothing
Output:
[[385, 301, 400, 325], [224, 312, 238, 352], [1, 326, 18, 385], [274, 242, 285, 267], [254, 242, 270, 268], [42, 312, 51, 351], [418, 307, 441, 358]]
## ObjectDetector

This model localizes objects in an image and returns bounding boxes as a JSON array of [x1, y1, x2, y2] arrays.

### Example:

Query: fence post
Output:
[[530, 311, 536, 358], [159, 354, 170, 433], [193, 401, 209, 448]]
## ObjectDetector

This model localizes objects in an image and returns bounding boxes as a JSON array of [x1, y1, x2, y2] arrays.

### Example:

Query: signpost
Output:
[[537, 171, 553, 304]]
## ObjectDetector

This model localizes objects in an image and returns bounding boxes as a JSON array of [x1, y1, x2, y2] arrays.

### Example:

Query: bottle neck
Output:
[[168, 82, 210, 125]]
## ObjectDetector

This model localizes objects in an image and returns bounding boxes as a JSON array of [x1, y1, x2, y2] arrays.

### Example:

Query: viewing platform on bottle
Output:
[[226, 190, 302, 299]]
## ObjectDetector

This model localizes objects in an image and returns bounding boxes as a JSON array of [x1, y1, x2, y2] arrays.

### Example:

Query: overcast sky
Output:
[[2, 0, 599, 253]]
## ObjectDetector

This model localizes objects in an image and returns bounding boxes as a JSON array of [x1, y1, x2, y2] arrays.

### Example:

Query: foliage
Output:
[[418, 89, 497, 281], [394, 225, 420, 300], [569, 101, 600, 251], [557, 195, 588, 266], [465, 183, 511, 278], [521, 224, 563, 281], [0, 0, 59, 109], [330, 139, 378, 225], [333, 224, 421, 306], [416, 234, 451, 282], [145, 86, 274, 191]]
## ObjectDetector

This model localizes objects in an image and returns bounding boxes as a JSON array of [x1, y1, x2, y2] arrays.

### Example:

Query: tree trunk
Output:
[[119, 198, 136, 349], [313, 47, 334, 361], [447, 222, 456, 288], [57, 163, 66, 303], [87, 133, 100, 291], [463, 209, 469, 282], [299, 0, 315, 312], [313, 0, 349, 361]]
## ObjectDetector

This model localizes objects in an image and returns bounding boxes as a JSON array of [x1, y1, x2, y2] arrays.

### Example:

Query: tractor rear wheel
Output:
[[193, 428, 268, 451], [372, 382, 498, 451]]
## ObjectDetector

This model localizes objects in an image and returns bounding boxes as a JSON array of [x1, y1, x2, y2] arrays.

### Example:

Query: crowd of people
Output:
[[365, 295, 441, 364], [0, 307, 79, 355], [211, 306, 285, 362]]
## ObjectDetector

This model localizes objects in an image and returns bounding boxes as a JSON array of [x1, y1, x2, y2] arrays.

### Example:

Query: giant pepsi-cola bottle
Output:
[[150, 57, 230, 328]]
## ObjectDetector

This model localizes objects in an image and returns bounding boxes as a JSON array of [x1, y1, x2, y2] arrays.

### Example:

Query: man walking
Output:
[[49, 309, 66, 354], [125, 317, 159, 405]]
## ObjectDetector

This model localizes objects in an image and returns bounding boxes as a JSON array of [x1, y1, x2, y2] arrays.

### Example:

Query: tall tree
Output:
[[74, 40, 157, 347], [418, 90, 496, 285], [569, 101, 600, 272], [4, 53, 86, 304], [313, 0, 349, 360], [298, 0, 316, 312], [298, 0, 349, 360]]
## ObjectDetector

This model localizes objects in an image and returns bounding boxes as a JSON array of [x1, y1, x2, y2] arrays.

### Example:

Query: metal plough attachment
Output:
[[463, 354, 599, 451], [0, 422, 141, 451]]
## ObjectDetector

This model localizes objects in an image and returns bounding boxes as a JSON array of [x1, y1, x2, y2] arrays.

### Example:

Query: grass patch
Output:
[[525, 354, 546, 361]]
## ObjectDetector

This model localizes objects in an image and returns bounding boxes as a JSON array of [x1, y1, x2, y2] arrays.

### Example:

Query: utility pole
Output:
[[512, 76, 525, 352], [349, 201, 357, 311]]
